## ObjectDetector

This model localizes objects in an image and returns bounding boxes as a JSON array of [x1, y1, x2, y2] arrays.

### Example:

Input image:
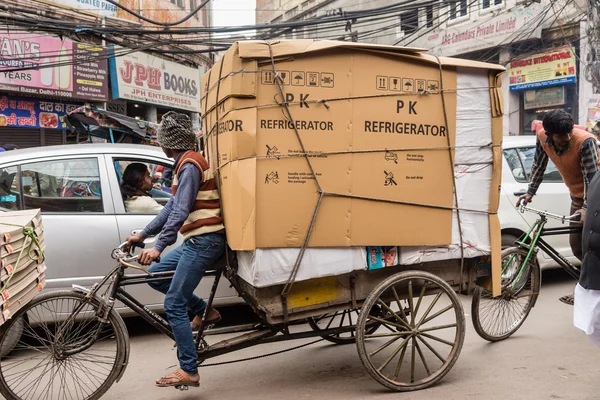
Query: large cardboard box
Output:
[[202, 40, 504, 253]]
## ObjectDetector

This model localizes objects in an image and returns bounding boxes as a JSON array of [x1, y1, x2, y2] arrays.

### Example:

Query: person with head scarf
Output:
[[125, 111, 225, 388], [121, 163, 164, 213]]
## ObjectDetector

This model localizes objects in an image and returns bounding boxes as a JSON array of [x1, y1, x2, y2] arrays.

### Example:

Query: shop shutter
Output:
[[0, 128, 41, 149], [44, 130, 65, 146]]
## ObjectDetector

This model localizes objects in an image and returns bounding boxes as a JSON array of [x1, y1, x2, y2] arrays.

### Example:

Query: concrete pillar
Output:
[[145, 105, 157, 123], [579, 20, 594, 127], [499, 48, 520, 135]]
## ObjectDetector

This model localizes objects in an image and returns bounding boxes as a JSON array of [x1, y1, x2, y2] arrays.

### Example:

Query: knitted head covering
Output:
[[157, 111, 197, 151]]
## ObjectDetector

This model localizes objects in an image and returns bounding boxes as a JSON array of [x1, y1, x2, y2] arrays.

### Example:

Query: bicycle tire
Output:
[[471, 247, 541, 342], [0, 290, 129, 400]]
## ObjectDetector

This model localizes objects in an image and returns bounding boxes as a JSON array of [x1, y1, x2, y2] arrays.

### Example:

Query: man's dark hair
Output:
[[3, 144, 18, 151], [542, 110, 574, 136]]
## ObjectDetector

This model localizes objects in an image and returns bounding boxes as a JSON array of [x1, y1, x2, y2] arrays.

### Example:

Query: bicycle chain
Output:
[[197, 338, 324, 368]]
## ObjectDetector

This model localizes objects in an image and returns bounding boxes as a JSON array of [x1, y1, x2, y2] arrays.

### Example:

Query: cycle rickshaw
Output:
[[0, 235, 501, 399]]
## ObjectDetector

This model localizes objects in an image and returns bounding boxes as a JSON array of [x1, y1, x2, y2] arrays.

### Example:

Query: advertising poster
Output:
[[509, 46, 577, 91], [0, 95, 82, 129], [0, 31, 109, 101]]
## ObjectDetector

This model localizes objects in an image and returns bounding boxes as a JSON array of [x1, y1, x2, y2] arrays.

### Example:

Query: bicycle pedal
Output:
[[174, 384, 189, 391]]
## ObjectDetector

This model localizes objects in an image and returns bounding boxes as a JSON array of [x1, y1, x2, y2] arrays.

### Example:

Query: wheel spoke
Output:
[[413, 285, 427, 321], [376, 300, 411, 330], [369, 334, 404, 358], [391, 286, 409, 322], [418, 304, 454, 328], [420, 332, 455, 347], [415, 292, 442, 328], [408, 280, 415, 326], [416, 335, 446, 363], [414, 338, 431, 376], [377, 336, 410, 372], [393, 335, 410, 380], [410, 337, 416, 383], [419, 323, 457, 333]]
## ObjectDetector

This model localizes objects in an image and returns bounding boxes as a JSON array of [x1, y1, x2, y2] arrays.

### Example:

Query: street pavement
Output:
[[86, 269, 599, 400]]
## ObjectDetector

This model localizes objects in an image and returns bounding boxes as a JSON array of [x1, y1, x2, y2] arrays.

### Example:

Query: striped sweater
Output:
[[172, 150, 224, 239]]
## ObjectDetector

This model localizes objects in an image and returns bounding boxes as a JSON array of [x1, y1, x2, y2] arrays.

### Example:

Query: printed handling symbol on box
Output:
[[321, 73, 334, 88], [416, 79, 426, 92], [427, 80, 440, 93], [292, 71, 305, 86], [278, 70, 291, 85], [376, 76, 389, 91], [307, 72, 319, 87], [402, 78, 414, 92], [390, 77, 401, 91], [384, 151, 398, 164], [262, 70, 275, 85], [265, 171, 280, 184], [384, 171, 397, 186], [266, 144, 281, 160]]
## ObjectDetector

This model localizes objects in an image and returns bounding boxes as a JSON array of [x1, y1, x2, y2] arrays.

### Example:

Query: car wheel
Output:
[[0, 316, 24, 357], [501, 234, 520, 250]]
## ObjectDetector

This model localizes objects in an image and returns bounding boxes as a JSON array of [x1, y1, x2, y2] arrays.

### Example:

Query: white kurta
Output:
[[574, 283, 600, 347]]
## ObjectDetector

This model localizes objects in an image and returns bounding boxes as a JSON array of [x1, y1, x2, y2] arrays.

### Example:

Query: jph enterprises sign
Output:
[[109, 48, 201, 112], [509, 46, 576, 91]]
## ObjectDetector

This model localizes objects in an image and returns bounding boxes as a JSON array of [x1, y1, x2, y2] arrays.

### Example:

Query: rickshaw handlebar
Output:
[[519, 200, 581, 223]]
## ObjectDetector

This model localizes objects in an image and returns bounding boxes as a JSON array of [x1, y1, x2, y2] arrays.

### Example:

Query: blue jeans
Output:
[[148, 232, 225, 374]]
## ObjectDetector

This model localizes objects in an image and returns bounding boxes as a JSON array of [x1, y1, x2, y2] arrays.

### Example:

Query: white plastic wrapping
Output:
[[399, 68, 493, 265], [237, 247, 367, 288]]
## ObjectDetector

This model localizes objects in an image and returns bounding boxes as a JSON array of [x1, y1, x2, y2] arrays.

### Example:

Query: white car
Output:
[[500, 135, 581, 269]]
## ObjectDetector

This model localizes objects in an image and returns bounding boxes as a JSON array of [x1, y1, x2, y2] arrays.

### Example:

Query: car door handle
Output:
[[513, 190, 527, 196]]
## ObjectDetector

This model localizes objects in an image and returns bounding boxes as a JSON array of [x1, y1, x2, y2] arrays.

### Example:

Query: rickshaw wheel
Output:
[[471, 247, 540, 342], [308, 306, 386, 345], [356, 271, 465, 392]]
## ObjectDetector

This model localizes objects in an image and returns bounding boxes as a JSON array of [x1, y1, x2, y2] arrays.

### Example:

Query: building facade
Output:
[[0, 0, 212, 148], [256, 0, 593, 136]]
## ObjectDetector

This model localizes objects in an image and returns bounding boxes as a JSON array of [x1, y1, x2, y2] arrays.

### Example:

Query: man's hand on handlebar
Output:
[[574, 208, 586, 223], [138, 248, 162, 266], [516, 193, 533, 208], [124, 233, 145, 252]]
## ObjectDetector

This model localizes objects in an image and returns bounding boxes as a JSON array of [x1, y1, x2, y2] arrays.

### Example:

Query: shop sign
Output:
[[0, 95, 82, 129], [523, 86, 566, 110], [109, 48, 201, 112], [0, 31, 109, 101], [509, 46, 576, 91], [46, 0, 118, 18], [406, 3, 543, 57]]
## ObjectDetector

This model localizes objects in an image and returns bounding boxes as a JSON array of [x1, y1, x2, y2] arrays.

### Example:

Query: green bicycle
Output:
[[471, 202, 582, 342]]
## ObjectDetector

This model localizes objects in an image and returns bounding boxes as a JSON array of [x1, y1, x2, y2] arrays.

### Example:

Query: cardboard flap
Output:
[[235, 40, 506, 73], [236, 40, 427, 59]]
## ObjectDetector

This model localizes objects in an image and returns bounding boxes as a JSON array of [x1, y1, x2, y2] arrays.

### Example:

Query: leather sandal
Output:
[[559, 294, 574, 306], [156, 368, 200, 388], [191, 308, 222, 331]]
